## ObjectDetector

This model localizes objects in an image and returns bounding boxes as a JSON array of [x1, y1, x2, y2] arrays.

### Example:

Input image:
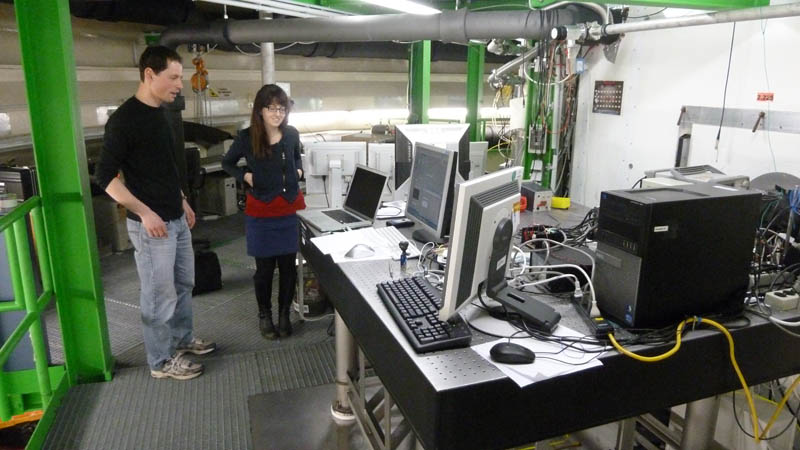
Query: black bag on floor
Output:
[[193, 240, 222, 295]]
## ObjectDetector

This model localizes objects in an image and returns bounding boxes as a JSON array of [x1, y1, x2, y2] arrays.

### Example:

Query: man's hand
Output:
[[183, 198, 196, 229], [141, 210, 167, 238], [244, 172, 254, 187]]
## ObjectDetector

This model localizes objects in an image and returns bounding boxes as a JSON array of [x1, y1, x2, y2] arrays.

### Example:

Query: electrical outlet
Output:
[[765, 289, 800, 311]]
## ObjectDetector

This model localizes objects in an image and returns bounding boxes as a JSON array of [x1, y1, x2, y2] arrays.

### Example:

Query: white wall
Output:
[[570, 5, 800, 206]]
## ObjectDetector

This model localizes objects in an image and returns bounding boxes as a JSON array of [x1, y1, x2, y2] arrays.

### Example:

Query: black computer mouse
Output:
[[490, 342, 536, 365]]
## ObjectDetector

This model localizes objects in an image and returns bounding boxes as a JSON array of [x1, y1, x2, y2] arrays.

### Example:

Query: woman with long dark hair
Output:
[[222, 84, 305, 339]]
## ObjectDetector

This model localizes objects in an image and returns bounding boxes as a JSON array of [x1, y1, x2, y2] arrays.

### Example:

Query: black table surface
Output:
[[299, 210, 800, 450]]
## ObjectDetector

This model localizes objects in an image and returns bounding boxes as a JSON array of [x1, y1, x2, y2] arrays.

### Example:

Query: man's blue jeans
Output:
[[127, 215, 194, 370]]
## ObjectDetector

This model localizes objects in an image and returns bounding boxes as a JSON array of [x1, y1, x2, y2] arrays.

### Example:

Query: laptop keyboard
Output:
[[322, 209, 362, 224]]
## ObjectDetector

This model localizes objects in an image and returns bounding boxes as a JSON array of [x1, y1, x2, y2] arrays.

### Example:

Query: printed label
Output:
[[654, 225, 669, 232]]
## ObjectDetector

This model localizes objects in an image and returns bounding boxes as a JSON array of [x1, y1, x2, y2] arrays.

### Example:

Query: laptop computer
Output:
[[298, 164, 388, 233]]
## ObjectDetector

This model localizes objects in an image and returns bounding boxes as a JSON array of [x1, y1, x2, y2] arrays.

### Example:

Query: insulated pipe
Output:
[[221, 6, 600, 44], [160, 6, 601, 49], [552, 3, 800, 40]]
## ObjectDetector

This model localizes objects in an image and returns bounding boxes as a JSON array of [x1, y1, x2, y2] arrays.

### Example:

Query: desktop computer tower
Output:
[[594, 184, 760, 328], [197, 173, 238, 216]]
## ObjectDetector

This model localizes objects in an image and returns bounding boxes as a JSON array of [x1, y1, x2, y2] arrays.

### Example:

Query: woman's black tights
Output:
[[253, 253, 297, 318]]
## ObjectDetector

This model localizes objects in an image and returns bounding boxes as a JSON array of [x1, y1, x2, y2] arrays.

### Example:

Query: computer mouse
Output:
[[489, 342, 536, 365], [345, 243, 375, 259]]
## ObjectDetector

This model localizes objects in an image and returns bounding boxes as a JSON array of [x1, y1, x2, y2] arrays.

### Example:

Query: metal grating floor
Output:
[[42, 214, 337, 449]]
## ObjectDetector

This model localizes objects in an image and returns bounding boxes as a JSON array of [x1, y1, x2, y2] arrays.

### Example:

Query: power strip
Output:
[[764, 289, 800, 311], [750, 271, 793, 289]]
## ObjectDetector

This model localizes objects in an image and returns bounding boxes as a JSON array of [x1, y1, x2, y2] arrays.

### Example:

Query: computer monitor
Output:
[[468, 141, 489, 180], [367, 143, 394, 198], [405, 143, 458, 245], [439, 167, 523, 321], [394, 124, 470, 197], [306, 141, 367, 176]]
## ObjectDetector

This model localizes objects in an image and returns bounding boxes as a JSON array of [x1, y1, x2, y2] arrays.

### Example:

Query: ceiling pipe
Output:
[[552, 2, 800, 41], [160, 5, 602, 49]]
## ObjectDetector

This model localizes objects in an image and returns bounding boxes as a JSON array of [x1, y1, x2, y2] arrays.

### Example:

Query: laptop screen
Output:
[[344, 166, 386, 219]]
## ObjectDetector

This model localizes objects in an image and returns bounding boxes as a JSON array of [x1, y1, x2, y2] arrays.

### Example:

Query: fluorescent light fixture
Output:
[[360, 0, 440, 15]]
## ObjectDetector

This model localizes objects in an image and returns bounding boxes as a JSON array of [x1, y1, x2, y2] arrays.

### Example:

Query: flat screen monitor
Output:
[[368, 143, 395, 198], [405, 143, 457, 245], [394, 124, 470, 191], [439, 167, 523, 321], [306, 141, 367, 176]]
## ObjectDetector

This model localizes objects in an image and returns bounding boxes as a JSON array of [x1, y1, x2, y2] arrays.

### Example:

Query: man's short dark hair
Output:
[[138, 46, 182, 82]]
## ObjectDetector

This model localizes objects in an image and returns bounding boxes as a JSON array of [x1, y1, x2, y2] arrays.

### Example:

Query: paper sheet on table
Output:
[[310, 228, 394, 263], [471, 324, 605, 388]]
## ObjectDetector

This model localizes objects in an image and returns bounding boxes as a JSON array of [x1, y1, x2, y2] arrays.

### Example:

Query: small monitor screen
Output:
[[406, 145, 453, 231], [344, 166, 387, 218]]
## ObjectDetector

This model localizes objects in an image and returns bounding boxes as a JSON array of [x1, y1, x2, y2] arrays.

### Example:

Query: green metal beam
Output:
[[522, 42, 537, 181], [466, 43, 486, 142], [15, 0, 113, 384], [408, 41, 431, 124]]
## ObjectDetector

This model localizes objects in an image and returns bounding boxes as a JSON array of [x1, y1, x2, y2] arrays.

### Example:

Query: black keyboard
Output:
[[322, 209, 362, 224], [377, 276, 472, 353]]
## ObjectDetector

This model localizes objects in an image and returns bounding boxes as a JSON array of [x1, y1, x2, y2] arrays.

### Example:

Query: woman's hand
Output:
[[244, 172, 254, 187]]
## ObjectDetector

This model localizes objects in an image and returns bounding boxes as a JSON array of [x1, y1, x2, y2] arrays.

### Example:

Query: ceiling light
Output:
[[360, 0, 440, 15]]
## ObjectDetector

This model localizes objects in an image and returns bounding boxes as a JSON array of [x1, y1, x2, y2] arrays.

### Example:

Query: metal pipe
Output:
[[553, 3, 800, 40], [488, 43, 539, 89], [259, 12, 275, 85]]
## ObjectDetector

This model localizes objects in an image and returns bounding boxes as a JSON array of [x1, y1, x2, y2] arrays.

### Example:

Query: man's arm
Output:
[[105, 177, 167, 238], [182, 196, 195, 229]]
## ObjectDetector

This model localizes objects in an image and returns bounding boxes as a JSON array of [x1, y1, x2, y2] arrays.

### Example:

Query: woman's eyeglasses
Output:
[[266, 105, 287, 114]]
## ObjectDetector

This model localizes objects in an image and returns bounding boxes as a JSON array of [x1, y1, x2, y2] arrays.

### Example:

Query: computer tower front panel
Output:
[[595, 241, 643, 326]]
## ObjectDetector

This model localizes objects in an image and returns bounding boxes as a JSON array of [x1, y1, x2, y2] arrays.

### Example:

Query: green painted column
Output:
[[15, 0, 113, 383], [408, 41, 431, 124], [522, 47, 538, 181], [466, 43, 485, 142]]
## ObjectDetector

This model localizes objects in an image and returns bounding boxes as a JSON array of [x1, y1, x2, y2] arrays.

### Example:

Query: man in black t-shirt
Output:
[[96, 46, 215, 380]]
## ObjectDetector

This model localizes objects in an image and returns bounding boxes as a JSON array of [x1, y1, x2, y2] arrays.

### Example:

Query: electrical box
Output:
[[198, 173, 238, 216], [521, 181, 552, 212]]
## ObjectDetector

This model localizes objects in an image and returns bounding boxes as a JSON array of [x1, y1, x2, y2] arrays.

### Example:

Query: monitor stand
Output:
[[412, 228, 447, 246], [486, 218, 561, 333]]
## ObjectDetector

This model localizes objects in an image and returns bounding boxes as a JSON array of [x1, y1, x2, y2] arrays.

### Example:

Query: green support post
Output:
[[466, 43, 486, 142], [408, 41, 431, 124], [15, 0, 113, 383], [522, 46, 538, 181]]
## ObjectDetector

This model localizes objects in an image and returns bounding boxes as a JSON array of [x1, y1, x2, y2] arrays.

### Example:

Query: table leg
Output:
[[616, 418, 635, 450], [680, 396, 720, 450], [331, 311, 356, 425], [295, 251, 306, 321]]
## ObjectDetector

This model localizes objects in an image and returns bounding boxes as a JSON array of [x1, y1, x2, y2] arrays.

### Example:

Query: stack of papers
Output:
[[465, 304, 606, 388]]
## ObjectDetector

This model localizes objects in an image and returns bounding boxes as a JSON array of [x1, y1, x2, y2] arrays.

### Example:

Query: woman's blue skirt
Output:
[[245, 214, 299, 258]]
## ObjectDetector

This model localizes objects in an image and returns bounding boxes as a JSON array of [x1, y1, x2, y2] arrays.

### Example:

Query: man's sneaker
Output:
[[151, 357, 203, 380], [177, 337, 217, 356], [174, 353, 203, 373]]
